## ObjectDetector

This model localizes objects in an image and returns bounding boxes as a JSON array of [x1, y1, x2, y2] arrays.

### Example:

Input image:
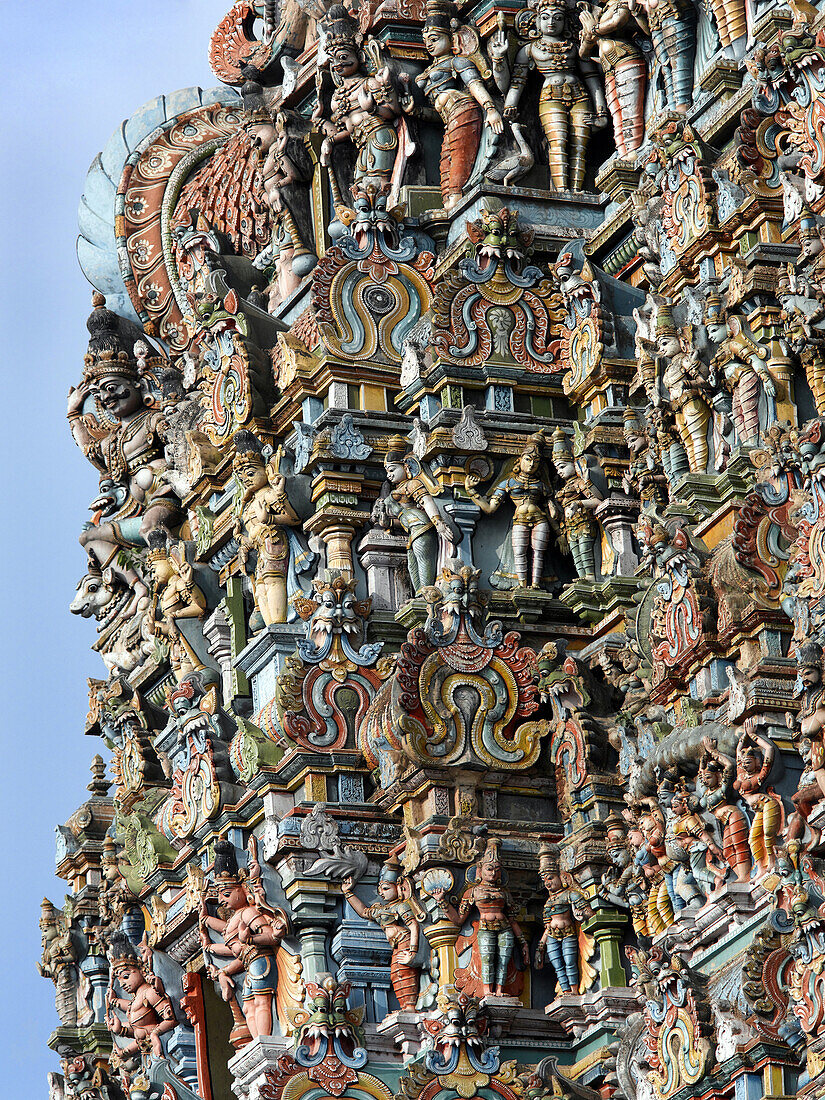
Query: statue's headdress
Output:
[[385, 435, 411, 463], [108, 931, 141, 969], [213, 839, 243, 887], [521, 431, 546, 458], [623, 406, 644, 437], [538, 842, 560, 876], [83, 294, 140, 384], [798, 640, 824, 669], [424, 0, 459, 31], [145, 527, 170, 564], [703, 285, 726, 326], [379, 856, 402, 885], [551, 427, 573, 458], [233, 430, 266, 471], [655, 300, 677, 337], [479, 837, 502, 867], [323, 4, 361, 50]]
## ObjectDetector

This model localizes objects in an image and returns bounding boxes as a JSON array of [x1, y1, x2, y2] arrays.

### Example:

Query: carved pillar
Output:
[[595, 496, 639, 577], [443, 500, 480, 567], [181, 973, 213, 1100], [584, 910, 627, 989], [426, 918, 461, 990], [357, 528, 409, 611]]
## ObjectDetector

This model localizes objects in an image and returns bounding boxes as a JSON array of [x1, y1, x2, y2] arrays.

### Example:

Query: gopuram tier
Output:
[[42, 1, 825, 1098]]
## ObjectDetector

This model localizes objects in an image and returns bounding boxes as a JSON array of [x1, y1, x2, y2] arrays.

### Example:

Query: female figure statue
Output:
[[432, 838, 529, 997], [733, 730, 783, 876], [655, 300, 712, 473], [314, 5, 402, 195], [697, 738, 751, 882], [578, 0, 647, 158], [709, 313, 778, 447], [504, 0, 603, 192], [465, 432, 558, 589], [536, 845, 592, 993], [232, 431, 314, 626], [372, 436, 458, 593], [404, 0, 503, 211], [551, 429, 603, 581], [342, 860, 424, 1010]]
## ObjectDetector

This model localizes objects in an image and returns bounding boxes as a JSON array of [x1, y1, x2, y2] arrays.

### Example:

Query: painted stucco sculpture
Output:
[[45, 2, 825, 1099]]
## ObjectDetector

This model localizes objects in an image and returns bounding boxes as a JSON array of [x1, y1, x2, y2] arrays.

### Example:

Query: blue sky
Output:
[[0, 2, 231, 1090]]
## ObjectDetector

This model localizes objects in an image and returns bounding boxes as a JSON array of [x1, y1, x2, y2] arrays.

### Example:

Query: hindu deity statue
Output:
[[98, 835, 139, 935], [504, 0, 606, 192], [342, 859, 424, 1010], [733, 729, 782, 876], [403, 0, 503, 211], [578, 0, 647, 158], [105, 933, 176, 1060], [465, 432, 558, 589], [144, 529, 207, 681], [646, 404, 690, 486], [314, 5, 402, 196], [39, 900, 84, 1028], [67, 295, 182, 609], [787, 641, 825, 845], [249, 110, 317, 311], [232, 431, 314, 626], [654, 300, 712, 473], [372, 436, 459, 593], [200, 840, 289, 1039], [707, 305, 779, 447], [432, 838, 529, 998], [637, 0, 695, 112], [697, 738, 751, 882], [536, 845, 591, 994], [668, 783, 729, 899], [621, 407, 669, 508], [551, 429, 603, 581]]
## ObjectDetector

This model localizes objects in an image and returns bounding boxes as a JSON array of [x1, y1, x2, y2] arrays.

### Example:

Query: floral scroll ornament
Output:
[[311, 184, 435, 365], [386, 566, 545, 769], [432, 207, 565, 373]]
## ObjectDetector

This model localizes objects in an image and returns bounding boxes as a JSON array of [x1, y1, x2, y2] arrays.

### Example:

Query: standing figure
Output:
[[704, 0, 746, 52], [232, 431, 314, 626], [67, 296, 183, 608], [697, 738, 751, 882], [504, 0, 600, 192], [638, 0, 695, 112], [144, 529, 207, 681], [734, 730, 783, 876], [668, 784, 728, 898], [342, 860, 423, 1010], [432, 838, 529, 997], [105, 934, 176, 1059], [622, 408, 669, 507], [372, 436, 458, 593], [578, 0, 647, 158], [787, 642, 825, 844], [200, 840, 289, 1039], [708, 311, 778, 448], [551, 429, 603, 581], [314, 5, 402, 195], [536, 845, 591, 994], [404, 0, 503, 211], [655, 302, 712, 473], [39, 900, 84, 1028], [465, 433, 559, 589]]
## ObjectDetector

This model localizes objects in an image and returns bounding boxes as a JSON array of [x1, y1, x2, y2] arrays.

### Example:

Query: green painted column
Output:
[[584, 909, 628, 988]]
